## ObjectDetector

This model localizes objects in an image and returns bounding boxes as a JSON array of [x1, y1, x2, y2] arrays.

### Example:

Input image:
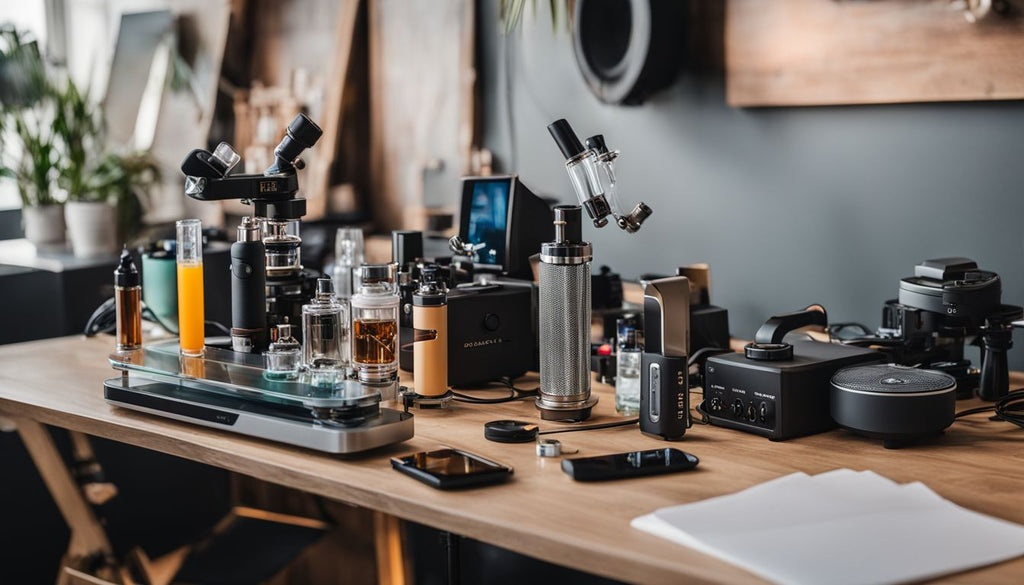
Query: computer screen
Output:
[[465, 179, 510, 267]]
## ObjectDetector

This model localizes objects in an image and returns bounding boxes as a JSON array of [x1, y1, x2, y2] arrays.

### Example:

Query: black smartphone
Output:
[[391, 448, 514, 490], [560, 448, 699, 482]]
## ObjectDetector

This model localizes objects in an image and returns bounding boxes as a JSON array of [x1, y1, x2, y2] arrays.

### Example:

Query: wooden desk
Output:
[[1, 336, 1023, 584]]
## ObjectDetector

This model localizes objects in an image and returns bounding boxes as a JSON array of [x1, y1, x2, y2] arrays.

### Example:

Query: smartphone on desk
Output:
[[561, 448, 699, 482], [391, 448, 513, 490]]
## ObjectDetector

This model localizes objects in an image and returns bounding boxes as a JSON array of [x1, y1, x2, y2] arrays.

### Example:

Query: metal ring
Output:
[[536, 438, 563, 457]]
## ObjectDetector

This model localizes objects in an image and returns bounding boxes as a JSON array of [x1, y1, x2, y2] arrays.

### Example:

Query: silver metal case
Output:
[[641, 276, 691, 439]]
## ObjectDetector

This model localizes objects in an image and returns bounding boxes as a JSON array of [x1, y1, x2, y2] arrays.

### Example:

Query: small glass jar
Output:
[[615, 323, 642, 415], [351, 264, 399, 388], [262, 217, 301, 275], [301, 278, 349, 371], [265, 324, 301, 380]]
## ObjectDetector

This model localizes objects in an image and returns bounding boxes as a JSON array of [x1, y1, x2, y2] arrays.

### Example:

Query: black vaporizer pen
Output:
[[641, 276, 691, 440], [230, 216, 268, 352]]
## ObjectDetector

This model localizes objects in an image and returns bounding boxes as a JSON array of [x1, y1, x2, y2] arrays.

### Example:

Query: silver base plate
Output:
[[104, 377, 413, 454]]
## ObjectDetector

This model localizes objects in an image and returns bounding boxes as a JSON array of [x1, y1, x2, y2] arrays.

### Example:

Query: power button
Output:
[[483, 313, 500, 331]]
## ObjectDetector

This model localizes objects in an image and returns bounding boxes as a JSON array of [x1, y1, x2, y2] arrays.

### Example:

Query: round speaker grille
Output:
[[831, 364, 955, 394]]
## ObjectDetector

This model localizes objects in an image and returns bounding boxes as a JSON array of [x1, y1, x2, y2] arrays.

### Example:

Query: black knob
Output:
[[732, 400, 743, 418], [483, 313, 500, 332]]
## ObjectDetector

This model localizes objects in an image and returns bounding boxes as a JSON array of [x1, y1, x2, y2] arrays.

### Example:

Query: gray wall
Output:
[[476, 1, 1024, 368]]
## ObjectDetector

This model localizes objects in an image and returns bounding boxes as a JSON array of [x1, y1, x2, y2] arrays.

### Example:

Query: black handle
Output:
[[979, 324, 1012, 401], [753, 304, 828, 345]]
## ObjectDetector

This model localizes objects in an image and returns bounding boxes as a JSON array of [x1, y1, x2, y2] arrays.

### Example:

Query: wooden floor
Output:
[[1, 335, 1023, 584]]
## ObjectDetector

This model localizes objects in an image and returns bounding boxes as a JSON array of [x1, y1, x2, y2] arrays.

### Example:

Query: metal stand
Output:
[[441, 530, 462, 585]]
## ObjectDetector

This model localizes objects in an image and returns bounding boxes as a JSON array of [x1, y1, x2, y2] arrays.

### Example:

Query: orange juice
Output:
[[177, 262, 205, 355]]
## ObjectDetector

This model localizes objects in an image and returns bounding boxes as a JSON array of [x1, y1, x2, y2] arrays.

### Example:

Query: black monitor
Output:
[[458, 175, 553, 280]]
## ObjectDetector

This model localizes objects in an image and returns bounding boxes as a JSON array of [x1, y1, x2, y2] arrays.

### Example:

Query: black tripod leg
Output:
[[441, 530, 461, 585]]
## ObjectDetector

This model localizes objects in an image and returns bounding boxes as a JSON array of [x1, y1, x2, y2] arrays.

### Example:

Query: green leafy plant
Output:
[[52, 79, 102, 201], [86, 150, 161, 241], [0, 25, 61, 207], [500, 0, 576, 34]]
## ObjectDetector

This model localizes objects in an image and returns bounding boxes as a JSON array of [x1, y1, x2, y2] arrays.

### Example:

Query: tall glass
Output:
[[333, 227, 365, 301], [176, 219, 205, 356]]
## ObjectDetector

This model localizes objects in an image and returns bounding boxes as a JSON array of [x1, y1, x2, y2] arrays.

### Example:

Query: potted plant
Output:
[[0, 26, 65, 247], [87, 150, 161, 246], [53, 79, 116, 257]]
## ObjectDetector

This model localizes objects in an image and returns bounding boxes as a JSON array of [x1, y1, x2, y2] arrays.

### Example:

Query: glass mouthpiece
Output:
[[211, 142, 241, 174]]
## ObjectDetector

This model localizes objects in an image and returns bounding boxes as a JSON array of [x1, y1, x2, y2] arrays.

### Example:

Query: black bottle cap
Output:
[[392, 230, 423, 267], [585, 134, 608, 155], [548, 119, 585, 160], [115, 247, 140, 287]]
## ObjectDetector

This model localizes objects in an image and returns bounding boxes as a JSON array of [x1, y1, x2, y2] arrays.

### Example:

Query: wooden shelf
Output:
[[727, 0, 1024, 106]]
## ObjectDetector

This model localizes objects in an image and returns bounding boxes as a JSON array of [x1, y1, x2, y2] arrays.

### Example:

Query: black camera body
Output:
[[853, 258, 1022, 401]]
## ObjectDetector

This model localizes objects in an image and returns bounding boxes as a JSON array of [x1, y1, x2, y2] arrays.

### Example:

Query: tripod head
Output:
[[181, 113, 323, 221]]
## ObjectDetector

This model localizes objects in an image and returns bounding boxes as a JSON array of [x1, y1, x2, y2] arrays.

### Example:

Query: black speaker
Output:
[[830, 364, 957, 449]]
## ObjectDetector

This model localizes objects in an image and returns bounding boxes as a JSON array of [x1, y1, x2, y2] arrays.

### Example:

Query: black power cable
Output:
[[955, 389, 1024, 430]]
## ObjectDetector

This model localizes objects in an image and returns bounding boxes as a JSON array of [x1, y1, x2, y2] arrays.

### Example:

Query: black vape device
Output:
[[703, 306, 882, 440], [641, 276, 691, 440], [230, 216, 267, 352]]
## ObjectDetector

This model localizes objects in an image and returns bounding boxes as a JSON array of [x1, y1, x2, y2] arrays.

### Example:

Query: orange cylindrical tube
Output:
[[176, 219, 205, 356], [412, 302, 447, 397]]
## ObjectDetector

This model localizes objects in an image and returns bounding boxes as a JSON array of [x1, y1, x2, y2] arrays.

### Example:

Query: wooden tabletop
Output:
[[2, 335, 1023, 585]]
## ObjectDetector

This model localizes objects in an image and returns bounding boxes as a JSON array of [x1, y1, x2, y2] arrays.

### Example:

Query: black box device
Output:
[[703, 306, 881, 440]]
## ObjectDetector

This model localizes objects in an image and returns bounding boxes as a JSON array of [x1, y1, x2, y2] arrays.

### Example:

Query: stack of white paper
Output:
[[632, 469, 1024, 585]]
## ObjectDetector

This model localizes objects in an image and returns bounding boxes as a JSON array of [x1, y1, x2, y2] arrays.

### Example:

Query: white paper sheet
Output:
[[632, 469, 1024, 585]]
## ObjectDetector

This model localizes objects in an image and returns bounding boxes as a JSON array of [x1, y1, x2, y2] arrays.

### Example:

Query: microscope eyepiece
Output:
[[271, 114, 323, 173]]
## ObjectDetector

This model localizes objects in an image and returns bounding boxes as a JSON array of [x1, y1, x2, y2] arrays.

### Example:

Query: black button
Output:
[[233, 262, 253, 279], [483, 313, 500, 331]]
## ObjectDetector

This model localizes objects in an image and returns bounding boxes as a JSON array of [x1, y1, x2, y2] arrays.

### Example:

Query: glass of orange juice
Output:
[[176, 219, 205, 356]]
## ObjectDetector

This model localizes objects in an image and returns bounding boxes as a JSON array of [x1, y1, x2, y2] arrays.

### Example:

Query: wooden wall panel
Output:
[[369, 0, 475, 231], [726, 0, 1024, 107]]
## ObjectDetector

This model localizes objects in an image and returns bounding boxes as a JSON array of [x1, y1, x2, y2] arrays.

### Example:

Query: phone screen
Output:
[[403, 449, 508, 476]]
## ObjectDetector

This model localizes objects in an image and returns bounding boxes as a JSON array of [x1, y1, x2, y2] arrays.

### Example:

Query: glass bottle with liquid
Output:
[[301, 278, 349, 371], [266, 323, 302, 380], [176, 219, 205, 356], [615, 323, 642, 415], [350, 264, 399, 390], [114, 247, 142, 352]]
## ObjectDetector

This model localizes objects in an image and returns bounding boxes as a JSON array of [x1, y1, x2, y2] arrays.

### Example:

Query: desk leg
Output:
[[372, 511, 408, 585], [13, 418, 114, 583]]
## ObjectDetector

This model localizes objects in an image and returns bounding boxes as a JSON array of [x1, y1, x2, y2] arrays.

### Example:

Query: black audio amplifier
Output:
[[704, 340, 881, 440]]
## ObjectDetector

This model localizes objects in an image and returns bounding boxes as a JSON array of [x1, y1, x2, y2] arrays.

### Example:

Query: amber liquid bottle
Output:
[[114, 247, 142, 351], [350, 264, 399, 390]]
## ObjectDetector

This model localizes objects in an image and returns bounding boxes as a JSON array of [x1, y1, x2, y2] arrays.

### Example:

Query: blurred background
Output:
[[2, 0, 1024, 583]]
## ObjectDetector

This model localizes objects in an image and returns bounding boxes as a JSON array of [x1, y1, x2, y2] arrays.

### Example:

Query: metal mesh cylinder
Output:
[[539, 261, 592, 405]]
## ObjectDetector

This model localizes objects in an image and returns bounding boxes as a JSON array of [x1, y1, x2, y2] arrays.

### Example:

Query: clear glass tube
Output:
[[333, 227, 365, 300], [594, 152, 626, 218], [176, 219, 205, 356], [565, 152, 612, 227]]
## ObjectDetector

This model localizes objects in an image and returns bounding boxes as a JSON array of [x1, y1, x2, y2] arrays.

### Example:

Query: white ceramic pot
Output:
[[65, 200, 118, 258], [22, 204, 66, 246]]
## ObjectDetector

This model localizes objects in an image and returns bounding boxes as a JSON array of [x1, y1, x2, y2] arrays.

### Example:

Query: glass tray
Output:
[[109, 341, 379, 410]]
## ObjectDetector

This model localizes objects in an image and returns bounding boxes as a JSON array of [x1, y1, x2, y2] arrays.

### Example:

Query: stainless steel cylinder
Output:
[[537, 206, 598, 421]]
